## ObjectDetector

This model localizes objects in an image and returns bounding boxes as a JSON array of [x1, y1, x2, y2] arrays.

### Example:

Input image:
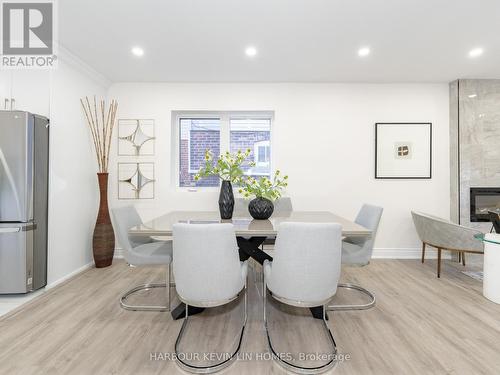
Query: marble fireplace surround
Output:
[[450, 79, 500, 233]]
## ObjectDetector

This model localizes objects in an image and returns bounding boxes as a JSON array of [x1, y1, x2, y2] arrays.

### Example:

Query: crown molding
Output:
[[58, 44, 112, 88]]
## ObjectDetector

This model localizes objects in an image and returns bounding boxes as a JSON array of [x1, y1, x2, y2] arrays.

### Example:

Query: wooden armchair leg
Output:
[[458, 252, 462, 263], [421, 242, 426, 263], [437, 248, 442, 278], [462, 252, 466, 266]]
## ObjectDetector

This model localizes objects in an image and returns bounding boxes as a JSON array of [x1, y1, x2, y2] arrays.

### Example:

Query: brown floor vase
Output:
[[93, 173, 115, 268]]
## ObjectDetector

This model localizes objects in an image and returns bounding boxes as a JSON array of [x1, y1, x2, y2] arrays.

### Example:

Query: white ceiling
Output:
[[60, 0, 500, 83]]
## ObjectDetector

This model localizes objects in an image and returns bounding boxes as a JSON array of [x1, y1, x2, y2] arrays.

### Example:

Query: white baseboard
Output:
[[46, 262, 94, 289], [114, 247, 450, 260]]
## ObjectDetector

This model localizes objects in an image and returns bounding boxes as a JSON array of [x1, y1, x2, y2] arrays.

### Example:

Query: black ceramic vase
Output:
[[248, 197, 274, 220], [218, 180, 235, 219]]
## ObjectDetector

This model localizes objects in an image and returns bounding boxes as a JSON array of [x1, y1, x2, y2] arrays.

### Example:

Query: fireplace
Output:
[[470, 187, 500, 222]]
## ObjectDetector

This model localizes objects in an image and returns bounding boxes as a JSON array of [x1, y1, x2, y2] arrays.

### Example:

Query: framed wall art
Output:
[[118, 162, 155, 199], [118, 119, 155, 156], [375, 123, 432, 179]]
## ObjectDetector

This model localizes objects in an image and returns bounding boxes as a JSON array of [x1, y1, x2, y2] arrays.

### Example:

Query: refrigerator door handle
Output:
[[0, 227, 21, 233]]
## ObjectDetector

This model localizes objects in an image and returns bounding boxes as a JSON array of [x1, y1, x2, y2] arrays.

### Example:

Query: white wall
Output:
[[46, 55, 110, 285], [108, 83, 450, 256]]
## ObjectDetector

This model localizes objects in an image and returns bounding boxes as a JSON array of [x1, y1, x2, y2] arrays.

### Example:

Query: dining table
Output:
[[130, 210, 372, 238], [129, 210, 372, 319]]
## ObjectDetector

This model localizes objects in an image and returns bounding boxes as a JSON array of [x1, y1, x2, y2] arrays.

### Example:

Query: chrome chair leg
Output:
[[120, 264, 175, 312], [327, 283, 376, 311], [263, 275, 338, 374], [167, 264, 171, 311], [174, 282, 247, 374]]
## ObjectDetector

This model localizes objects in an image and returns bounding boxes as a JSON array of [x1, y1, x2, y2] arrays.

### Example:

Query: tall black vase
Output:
[[218, 180, 234, 219]]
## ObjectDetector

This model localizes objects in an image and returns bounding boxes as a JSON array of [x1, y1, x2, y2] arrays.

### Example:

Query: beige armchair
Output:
[[411, 211, 484, 278]]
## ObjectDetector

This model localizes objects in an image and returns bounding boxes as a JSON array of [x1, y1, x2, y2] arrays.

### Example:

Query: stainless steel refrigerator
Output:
[[0, 111, 49, 294]]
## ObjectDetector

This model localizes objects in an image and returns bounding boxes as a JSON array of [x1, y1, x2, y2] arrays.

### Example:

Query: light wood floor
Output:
[[1, 258, 499, 375]]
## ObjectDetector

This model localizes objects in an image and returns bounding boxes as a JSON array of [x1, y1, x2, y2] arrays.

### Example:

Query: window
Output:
[[254, 141, 270, 166], [179, 118, 221, 187], [230, 118, 271, 178], [176, 112, 272, 188]]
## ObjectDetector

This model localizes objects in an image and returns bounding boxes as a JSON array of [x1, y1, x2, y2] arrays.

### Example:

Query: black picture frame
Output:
[[375, 122, 432, 179]]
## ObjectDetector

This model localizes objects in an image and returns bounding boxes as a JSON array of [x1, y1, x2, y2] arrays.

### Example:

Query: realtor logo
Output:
[[1, 0, 57, 68]]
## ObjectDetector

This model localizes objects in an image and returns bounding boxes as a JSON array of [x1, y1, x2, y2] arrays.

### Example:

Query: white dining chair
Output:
[[112, 206, 173, 311], [173, 223, 248, 374], [273, 197, 293, 213], [234, 197, 249, 215], [328, 204, 383, 311], [263, 222, 342, 374]]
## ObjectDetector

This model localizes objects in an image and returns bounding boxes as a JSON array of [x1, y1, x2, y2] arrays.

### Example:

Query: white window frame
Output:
[[172, 111, 274, 191], [254, 140, 271, 167]]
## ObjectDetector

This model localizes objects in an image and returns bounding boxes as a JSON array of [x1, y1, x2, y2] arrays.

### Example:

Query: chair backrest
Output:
[[352, 204, 384, 262], [111, 206, 143, 256], [488, 211, 500, 233], [411, 211, 483, 252], [274, 197, 293, 214], [234, 198, 248, 214], [173, 223, 244, 305], [268, 222, 342, 305]]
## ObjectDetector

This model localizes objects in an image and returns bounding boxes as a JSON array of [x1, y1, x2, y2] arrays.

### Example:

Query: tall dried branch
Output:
[[80, 96, 118, 173]]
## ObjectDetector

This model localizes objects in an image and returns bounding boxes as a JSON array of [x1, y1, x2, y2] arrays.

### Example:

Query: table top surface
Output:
[[475, 233, 500, 245], [130, 210, 372, 237]]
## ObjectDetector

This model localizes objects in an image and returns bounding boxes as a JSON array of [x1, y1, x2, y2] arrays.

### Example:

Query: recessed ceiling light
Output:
[[131, 46, 144, 57], [358, 47, 371, 57], [468, 48, 484, 58], [245, 46, 257, 57], [468, 94, 477, 98]]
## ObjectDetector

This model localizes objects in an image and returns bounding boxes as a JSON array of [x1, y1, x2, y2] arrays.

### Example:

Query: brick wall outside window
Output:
[[179, 130, 220, 187], [231, 131, 271, 177]]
